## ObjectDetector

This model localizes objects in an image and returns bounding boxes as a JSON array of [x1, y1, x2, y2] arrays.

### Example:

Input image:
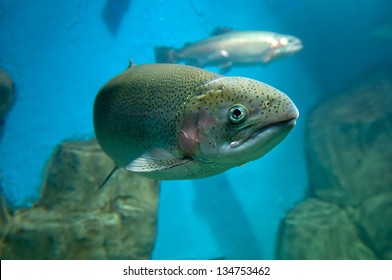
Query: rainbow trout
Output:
[[94, 64, 299, 180], [155, 27, 303, 73]]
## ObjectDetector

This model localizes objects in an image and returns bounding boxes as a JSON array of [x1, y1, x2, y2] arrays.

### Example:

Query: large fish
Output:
[[155, 27, 303, 73], [94, 64, 299, 180]]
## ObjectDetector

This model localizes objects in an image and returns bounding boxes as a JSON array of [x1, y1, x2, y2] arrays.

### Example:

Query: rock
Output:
[[306, 67, 392, 206], [278, 66, 392, 260], [355, 191, 392, 259], [0, 139, 160, 259], [0, 69, 14, 137], [40, 139, 115, 210], [276, 198, 375, 259]]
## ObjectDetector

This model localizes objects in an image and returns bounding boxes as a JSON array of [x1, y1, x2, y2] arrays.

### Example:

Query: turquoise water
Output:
[[0, 0, 391, 259]]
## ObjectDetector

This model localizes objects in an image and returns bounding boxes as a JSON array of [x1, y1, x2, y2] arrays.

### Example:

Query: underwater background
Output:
[[0, 0, 391, 260]]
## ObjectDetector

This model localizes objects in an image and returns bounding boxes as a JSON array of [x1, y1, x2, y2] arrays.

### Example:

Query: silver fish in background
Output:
[[94, 64, 299, 181], [155, 27, 303, 74], [0, 69, 15, 138]]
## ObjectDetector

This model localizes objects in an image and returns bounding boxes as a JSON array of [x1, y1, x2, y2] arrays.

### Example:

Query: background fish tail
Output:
[[154, 46, 179, 63]]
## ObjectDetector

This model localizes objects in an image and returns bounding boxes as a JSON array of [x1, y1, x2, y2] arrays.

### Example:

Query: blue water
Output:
[[0, 0, 391, 259]]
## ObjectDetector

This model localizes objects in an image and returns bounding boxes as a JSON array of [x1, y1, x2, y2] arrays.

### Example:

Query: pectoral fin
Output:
[[262, 53, 274, 64], [216, 49, 233, 74], [218, 60, 233, 74], [126, 149, 191, 172]]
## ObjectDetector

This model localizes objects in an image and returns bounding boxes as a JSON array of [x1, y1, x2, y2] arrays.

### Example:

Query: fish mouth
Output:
[[293, 42, 303, 51], [290, 40, 303, 53], [230, 117, 297, 148], [257, 118, 296, 134]]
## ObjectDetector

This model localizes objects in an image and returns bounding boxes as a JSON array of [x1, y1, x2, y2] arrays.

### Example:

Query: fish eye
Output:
[[229, 104, 247, 124], [279, 37, 288, 45]]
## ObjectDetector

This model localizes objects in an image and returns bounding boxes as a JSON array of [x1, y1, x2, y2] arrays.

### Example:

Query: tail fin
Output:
[[154, 47, 178, 63]]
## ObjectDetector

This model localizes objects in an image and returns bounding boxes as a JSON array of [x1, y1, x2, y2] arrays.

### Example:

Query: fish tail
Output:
[[154, 46, 179, 63]]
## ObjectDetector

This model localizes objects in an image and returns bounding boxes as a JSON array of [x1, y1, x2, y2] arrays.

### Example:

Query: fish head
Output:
[[177, 77, 299, 167], [263, 34, 303, 63]]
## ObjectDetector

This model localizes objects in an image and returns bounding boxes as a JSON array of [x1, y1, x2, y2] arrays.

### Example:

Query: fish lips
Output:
[[230, 117, 297, 149], [291, 40, 303, 53], [280, 37, 303, 55]]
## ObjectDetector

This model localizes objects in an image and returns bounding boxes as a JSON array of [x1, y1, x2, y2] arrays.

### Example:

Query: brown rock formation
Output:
[[277, 66, 392, 260], [355, 191, 392, 259], [306, 67, 392, 206], [276, 198, 375, 259], [0, 139, 160, 259]]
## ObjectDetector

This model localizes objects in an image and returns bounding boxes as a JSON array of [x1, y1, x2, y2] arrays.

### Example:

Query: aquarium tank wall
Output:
[[0, 0, 391, 260]]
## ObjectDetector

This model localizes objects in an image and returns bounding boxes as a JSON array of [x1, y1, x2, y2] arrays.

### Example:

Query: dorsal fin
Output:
[[211, 26, 235, 36], [127, 58, 135, 69]]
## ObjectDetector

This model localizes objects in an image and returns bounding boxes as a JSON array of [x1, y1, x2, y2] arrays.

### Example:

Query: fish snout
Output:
[[286, 102, 299, 124], [278, 99, 299, 131], [289, 36, 303, 53], [259, 92, 299, 124], [292, 39, 303, 53], [278, 35, 303, 54], [265, 103, 299, 134]]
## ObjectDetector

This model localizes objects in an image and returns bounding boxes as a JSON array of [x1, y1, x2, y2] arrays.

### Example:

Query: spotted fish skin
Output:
[[94, 64, 299, 180]]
